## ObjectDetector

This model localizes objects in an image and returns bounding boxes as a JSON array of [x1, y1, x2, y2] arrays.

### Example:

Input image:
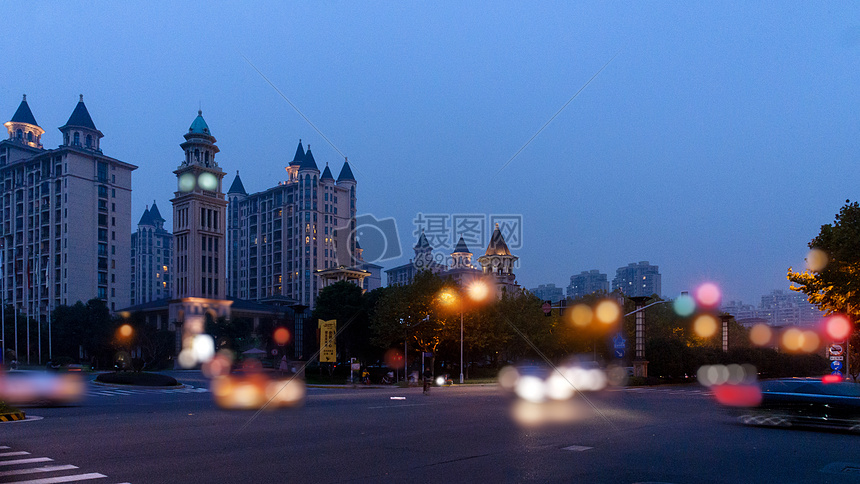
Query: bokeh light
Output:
[[749, 323, 773, 346], [673, 294, 696, 317], [274, 327, 290, 345], [806, 248, 828, 272], [695, 283, 721, 308], [384, 348, 404, 368], [118, 324, 133, 338], [800, 330, 820, 353], [693, 315, 718, 338], [467, 280, 490, 302], [824, 315, 852, 341], [498, 366, 520, 391], [781, 328, 803, 351], [514, 375, 546, 403], [570, 304, 593, 327], [594, 300, 620, 324]]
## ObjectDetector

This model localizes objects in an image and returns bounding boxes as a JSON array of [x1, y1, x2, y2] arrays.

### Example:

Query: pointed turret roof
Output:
[[62, 95, 98, 130], [137, 207, 152, 226], [300, 146, 319, 171], [149, 201, 165, 222], [485, 223, 511, 256], [188, 110, 211, 135], [414, 231, 432, 250], [337, 159, 355, 182], [10, 95, 39, 126], [290, 139, 305, 165], [452, 236, 471, 254], [321, 163, 334, 180], [228, 171, 247, 195]]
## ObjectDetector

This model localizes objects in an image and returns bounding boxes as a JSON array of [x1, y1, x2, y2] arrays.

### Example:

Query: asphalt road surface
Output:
[[3, 372, 860, 483]]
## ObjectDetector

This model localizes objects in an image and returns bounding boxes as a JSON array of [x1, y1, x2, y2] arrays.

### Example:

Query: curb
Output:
[[0, 412, 25, 422]]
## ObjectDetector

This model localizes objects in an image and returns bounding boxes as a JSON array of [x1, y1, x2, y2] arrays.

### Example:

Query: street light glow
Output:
[[693, 315, 718, 338], [570, 304, 593, 327], [118, 324, 133, 339], [467, 280, 490, 302], [594, 300, 620, 325]]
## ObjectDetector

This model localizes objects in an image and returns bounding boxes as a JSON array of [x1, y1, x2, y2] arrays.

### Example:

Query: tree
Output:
[[788, 200, 860, 319], [788, 200, 860, 380], [370, 271, 454, 365], [207, 316, 254, 353], [312, 281, 370, 361], [52, 299, 115, 368]]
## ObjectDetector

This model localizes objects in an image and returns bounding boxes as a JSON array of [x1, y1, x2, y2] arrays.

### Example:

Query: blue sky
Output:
[[3, 2, 859, 305]]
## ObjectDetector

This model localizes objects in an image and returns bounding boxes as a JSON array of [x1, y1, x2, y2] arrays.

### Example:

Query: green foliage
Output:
[[208, 316, 253, 352], [52, 299, 114, 365], [312, 281, 373, 360], [788, 200, 860, 318], [788, 200, 860, 380], [370, 271, 453, 355]]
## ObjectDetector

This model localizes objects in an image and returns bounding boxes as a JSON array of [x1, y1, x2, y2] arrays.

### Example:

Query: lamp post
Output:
[[720, 314, 732, 353], [439, 279, 490, 385]]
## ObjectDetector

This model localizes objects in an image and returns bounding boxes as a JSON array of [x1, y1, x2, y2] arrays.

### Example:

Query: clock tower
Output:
[[171, 110, 227, 300]]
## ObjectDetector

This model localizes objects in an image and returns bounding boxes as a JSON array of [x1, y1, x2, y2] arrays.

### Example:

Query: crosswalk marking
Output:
[[85, 385, 209, 398], [0, 451, 31, 457], [0, 458, 53, 467], [0, 465, 79, 477], [7, 472, 106, 483], [0, 446, 124, 483]]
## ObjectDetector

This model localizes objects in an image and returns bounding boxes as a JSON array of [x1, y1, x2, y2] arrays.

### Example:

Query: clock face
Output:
[[198, 172, 218, 191], [178, 173, 196, 192]]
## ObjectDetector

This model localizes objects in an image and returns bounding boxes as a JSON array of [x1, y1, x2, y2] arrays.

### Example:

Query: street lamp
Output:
[[439, 279, 490, 384]]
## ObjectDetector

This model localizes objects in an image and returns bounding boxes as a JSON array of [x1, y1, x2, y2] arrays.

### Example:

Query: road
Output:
[[3, 372, 859, 483]]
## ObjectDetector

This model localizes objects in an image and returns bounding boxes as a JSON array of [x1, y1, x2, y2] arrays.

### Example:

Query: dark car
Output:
[[733, 378, 860, 431]]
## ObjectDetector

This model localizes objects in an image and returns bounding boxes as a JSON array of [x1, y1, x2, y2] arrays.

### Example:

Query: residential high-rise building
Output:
[[567, 270, 610, 300], [529, 283, 564, 303], [130, 202, 173, 305], [722, 289, 823, 328], [612, 261, 661, 298], [226, 140, 357, 309], [0, 94, 136, 314]]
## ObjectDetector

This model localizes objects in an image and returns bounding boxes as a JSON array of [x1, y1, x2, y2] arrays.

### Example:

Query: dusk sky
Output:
[[4, 2, 859, 306]]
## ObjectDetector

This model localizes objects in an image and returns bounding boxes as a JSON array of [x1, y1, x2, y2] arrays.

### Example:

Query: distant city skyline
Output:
[[4, 2, 858, 305]]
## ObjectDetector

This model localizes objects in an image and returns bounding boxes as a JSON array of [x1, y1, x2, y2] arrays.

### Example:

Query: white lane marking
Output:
[[0, 465, 79, 477], [390, 397, 406, 400], [0, 451, 31, 457], [0, 458, 53, 467], [562, 445, 593, 452], [0, 446, 10, 449], [368, 403, 430, 409], [6, 472, 106, 483]]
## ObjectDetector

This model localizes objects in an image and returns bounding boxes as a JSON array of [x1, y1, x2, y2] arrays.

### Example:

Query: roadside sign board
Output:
[[831, 360, 844, 370], [830, 344, 844, 356], [833, 370, 844, 377], [542, 301, 552, 314], [613, 334, 626, 349], [318, 319, 337, 363], [830, 356, 844, 361], [614, 349, 625, 359]]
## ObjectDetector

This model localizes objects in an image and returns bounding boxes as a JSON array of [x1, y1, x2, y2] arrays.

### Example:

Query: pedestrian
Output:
[[278, 355, 289, 376], [423, 367, 433, 395]]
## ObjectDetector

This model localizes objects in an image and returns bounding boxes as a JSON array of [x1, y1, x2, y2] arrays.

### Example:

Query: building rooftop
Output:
[[10, 95, 39, 126]]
